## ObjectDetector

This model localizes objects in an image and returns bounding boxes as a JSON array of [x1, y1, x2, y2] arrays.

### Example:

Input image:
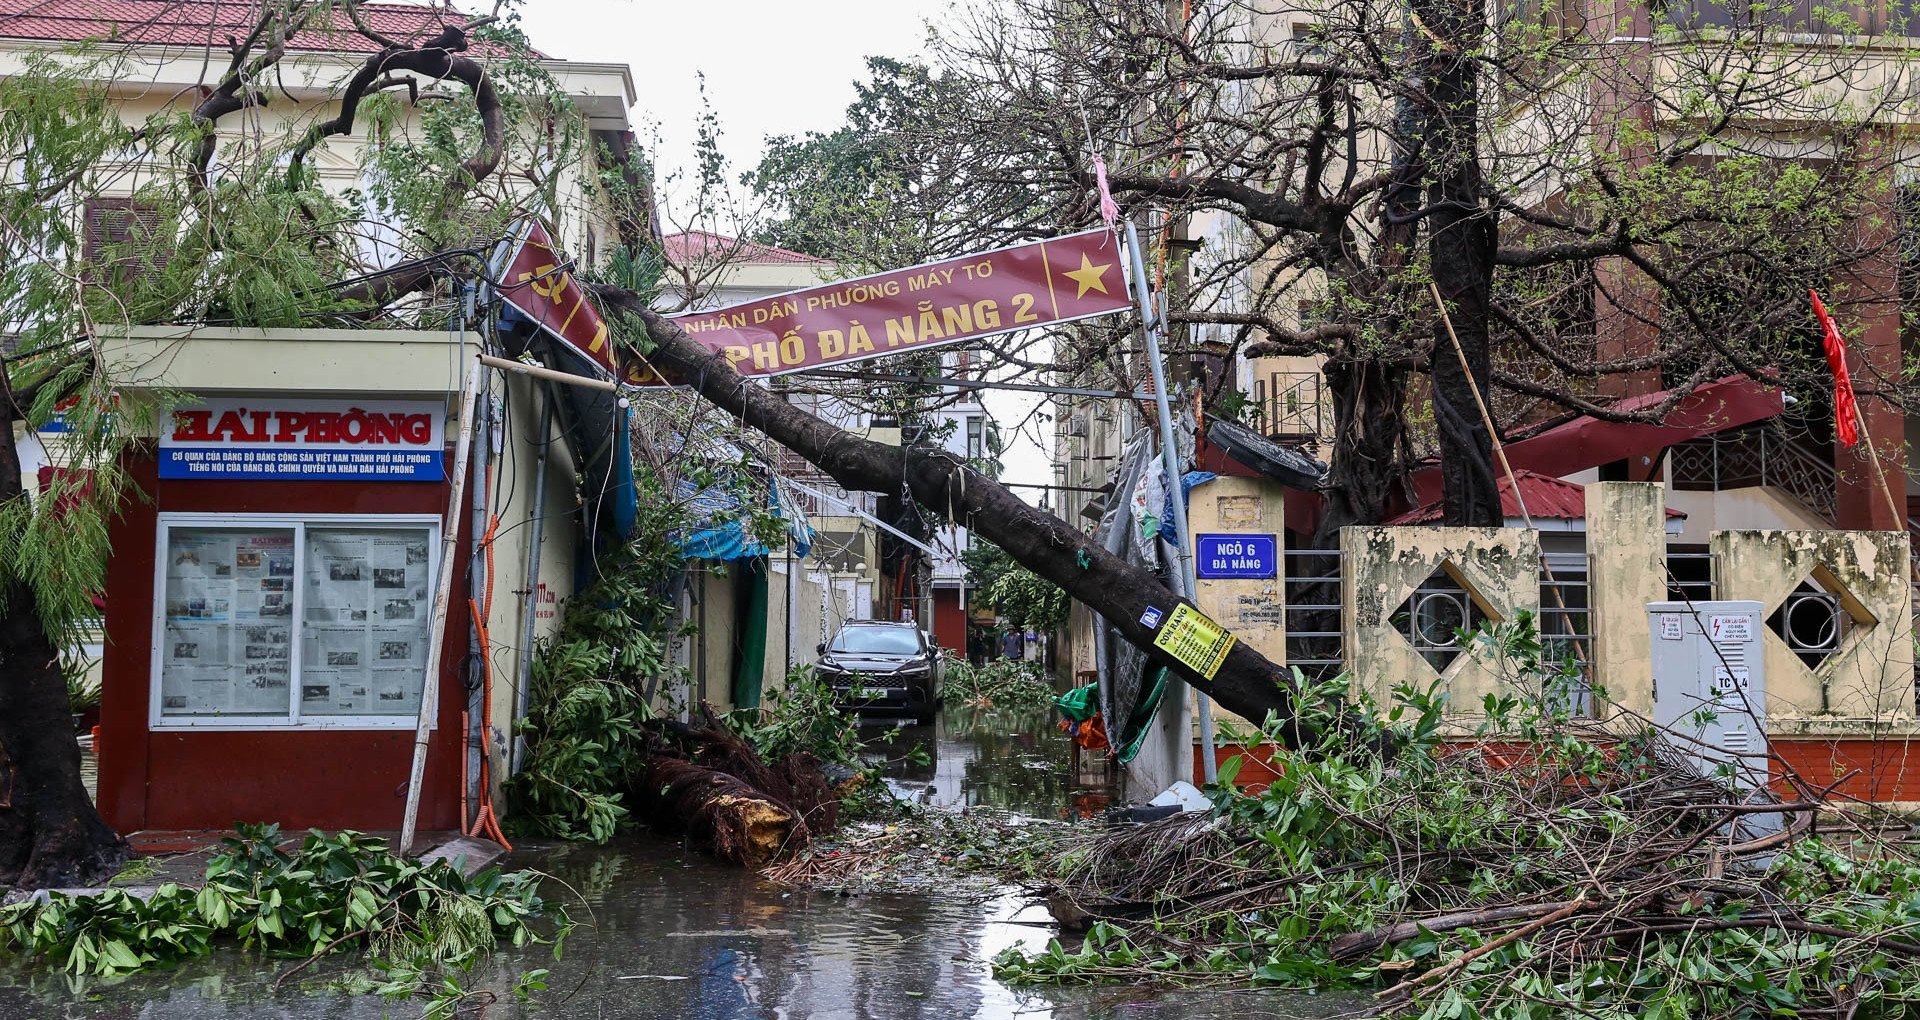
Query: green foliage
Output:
[[942, 655, 1055, 710], [992, 619, 1920, 1016], [961, 542, 1069, 630], [748, 57, 973, 271], [0, 824, 564, 1009], [507, 471, 688, 842], [727, 667, 924, 819], [734, 667, 869, 770]]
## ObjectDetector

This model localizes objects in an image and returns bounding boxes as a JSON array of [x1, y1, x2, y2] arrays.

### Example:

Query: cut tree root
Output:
[[634, 756, 807, 869], [630, 703, 843, 868]]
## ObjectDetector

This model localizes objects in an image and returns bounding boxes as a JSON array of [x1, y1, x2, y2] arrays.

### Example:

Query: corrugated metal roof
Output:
[[1386, 469, 1686, 525], [0, 1, 532, 56], [663, 230, 833, 267]]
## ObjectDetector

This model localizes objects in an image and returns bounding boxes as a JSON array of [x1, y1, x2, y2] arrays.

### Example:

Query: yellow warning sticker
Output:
[[1152, 603, 1236, 680]]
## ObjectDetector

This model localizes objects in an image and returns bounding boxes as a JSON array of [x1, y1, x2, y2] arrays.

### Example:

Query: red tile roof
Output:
[[1385, 469, 1686, 526], [663, 230, 833, 267], [0, 1, 532, 56]]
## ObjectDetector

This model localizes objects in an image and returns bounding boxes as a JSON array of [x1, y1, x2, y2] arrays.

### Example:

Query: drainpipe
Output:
[[509, 385, 554, 776]]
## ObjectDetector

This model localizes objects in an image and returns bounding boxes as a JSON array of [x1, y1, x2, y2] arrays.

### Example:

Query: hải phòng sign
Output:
[[665, 228, 1132, 378], [160, 399, 446, 481]]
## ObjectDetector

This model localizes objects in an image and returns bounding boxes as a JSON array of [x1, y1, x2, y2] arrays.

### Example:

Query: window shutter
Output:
[[83, 198, 167, 285]]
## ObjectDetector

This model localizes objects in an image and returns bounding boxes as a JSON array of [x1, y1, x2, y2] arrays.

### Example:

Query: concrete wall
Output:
[[482, 379, 580, 787], [1342, 526, 1542, 729], [1187, 475, 1286, 728], [1713, 529, 1915, 727], [1586, 482, 1667, 720]]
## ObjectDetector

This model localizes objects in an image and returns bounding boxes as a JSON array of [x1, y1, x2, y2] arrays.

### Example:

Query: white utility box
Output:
[[1647, 600, 1768, 791]]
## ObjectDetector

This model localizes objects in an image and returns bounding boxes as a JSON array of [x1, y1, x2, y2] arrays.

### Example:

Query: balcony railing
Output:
[[1256, 370, 1329, 442], [1669, 425, 1837, 522]]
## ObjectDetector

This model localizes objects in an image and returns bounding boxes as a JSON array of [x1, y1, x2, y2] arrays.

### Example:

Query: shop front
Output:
[[95, 326, 580, 835]]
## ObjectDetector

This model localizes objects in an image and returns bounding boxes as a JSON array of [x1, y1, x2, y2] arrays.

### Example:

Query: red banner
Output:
[[1810, 289, 1860, 447], [664, 229, 1131, 378], [492, 219, 618, 379]]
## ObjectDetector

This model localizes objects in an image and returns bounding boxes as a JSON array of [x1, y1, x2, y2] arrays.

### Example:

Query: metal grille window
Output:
[[1389, 568, 1487, 673], [1768, 577, 1848, 670], [1666, 546, 1714, 604], [1283, 547, 1343, 684], [1540, 556, 1593, 716]]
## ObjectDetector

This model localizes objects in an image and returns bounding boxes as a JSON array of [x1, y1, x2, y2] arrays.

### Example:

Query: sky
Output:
[[518, 1, 1057, 504]]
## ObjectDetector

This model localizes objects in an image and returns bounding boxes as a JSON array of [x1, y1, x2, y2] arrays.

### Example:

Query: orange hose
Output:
[[464, 488, 512, 851]]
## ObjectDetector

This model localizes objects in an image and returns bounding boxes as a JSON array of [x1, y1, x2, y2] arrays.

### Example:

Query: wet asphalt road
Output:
[[0, 706, 1363, 1020]]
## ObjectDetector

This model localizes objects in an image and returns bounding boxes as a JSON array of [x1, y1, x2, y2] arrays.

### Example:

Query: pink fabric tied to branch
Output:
[[1093, 154, 1120, 228]]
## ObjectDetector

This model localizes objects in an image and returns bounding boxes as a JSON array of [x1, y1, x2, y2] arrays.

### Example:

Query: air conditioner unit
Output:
[[1647, 600, 1769, 795]]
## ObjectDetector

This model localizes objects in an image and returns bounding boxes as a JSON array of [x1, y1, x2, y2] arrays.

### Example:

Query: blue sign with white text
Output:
[[1195, 533, 1277, 579]]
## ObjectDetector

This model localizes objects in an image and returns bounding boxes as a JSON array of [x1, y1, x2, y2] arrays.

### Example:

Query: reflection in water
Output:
[[876, 704, 1075, 817], [0, 707, 1362, 1020]]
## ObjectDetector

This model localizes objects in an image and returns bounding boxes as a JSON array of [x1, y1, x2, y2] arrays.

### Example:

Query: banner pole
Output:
[[400, 356, 484, 854], [1123, 220, 1217, 785]]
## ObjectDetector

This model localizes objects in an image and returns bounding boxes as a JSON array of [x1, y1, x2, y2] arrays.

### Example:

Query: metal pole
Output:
[[509, 387, 554, 776], [1123, 220, 1218, 784], [785, 532, 795, 676], [401, 357, 484, 854]]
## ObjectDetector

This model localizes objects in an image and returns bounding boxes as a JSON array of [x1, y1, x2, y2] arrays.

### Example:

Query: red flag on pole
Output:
[[1809, 289, 1860, 447]]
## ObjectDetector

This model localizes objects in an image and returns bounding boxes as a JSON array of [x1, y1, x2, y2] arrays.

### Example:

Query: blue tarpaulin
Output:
[[1158, 470, 1218, 542], [671, 440, 815, 561]]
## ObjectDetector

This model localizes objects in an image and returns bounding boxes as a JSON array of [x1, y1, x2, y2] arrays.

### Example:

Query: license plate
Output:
[[854, 687, 892, 699]]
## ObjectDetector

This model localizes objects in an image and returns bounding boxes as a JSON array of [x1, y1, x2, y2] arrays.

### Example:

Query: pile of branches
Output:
[[1000, 700, 1920, 1016], [632, 705, 842, 868], [762, 809, 1071, 895]]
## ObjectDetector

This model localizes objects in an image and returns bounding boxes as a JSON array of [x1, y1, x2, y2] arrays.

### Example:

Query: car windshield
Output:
[[829, 626, 922, 655]]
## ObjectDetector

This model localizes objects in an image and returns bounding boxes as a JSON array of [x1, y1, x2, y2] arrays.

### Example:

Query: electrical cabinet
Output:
[[1647, 600, 1768, 792]]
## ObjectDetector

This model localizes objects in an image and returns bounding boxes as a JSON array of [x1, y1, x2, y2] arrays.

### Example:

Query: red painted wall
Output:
[[932, 588, 966, 655], [1772, 738, 1920, 803], [1186, 738, 1920, 804], [99, 447, 470, 833]]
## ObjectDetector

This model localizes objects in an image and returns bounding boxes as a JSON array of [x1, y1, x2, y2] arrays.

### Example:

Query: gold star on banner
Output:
[[1063, 253, 1113, 299]]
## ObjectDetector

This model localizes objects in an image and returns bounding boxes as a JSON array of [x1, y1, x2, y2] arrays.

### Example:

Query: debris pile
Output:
[[762, 809, 1069, 895], [998, 704, 1920, 1016]]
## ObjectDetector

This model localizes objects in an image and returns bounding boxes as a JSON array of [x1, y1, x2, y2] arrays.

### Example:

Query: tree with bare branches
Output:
[[899, 0, 1920, 535]]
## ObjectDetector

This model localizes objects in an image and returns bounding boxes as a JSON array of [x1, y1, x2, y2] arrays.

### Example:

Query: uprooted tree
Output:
[[591, 288, 1305, 731]]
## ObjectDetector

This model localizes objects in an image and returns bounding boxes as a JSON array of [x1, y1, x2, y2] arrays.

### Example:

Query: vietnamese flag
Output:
[[1810, 289, 1860, 447]]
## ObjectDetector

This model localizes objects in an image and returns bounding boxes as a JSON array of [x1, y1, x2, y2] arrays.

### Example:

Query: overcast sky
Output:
[[520, 1, 1057, 503]]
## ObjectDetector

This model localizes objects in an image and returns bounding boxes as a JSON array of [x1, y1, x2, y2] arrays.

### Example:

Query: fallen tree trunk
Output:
[[634, 756, 808, 868], [593, 286, 1299, 735]]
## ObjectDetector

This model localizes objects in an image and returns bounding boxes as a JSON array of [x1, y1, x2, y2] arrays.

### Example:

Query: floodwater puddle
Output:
[[1, 706, 1363, 1019]]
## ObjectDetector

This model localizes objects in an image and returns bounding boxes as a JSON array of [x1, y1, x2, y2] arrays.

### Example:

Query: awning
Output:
[[1408, 375, 1782, 506]]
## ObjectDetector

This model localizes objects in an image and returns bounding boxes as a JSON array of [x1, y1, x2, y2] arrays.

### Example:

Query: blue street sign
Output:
[[1195, 533, 1277, 580]]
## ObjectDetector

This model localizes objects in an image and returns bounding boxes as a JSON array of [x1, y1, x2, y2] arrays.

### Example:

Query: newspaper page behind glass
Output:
[[159, 527, 295, 717], [302, 527, 432, 716]]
